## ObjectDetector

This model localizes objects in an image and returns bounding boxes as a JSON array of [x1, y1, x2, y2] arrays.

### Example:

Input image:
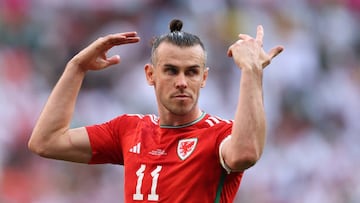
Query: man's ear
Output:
[[145, 64, 155, 86], [201, 67, 209, 88]]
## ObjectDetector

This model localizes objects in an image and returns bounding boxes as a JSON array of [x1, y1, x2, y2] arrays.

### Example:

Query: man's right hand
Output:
[[69, 32, 140, 72]]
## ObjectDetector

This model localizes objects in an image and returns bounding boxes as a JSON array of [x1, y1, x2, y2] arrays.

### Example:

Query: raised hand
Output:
[[227, 25, 283, 71], [69, 32, 140, 72]]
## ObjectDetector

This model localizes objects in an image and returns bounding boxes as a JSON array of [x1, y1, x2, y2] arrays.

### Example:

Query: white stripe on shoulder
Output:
[[215, 116, 233, 124], [126, 114, 145, 119], [205, 116, 233, 127], [148, 114, 159, 125]]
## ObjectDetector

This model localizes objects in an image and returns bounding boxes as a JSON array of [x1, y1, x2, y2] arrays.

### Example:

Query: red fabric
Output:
[[86, 113, 243, 202]]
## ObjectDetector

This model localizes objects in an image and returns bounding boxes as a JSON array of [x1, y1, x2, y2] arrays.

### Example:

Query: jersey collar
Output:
[[159, 111, 206, 129]]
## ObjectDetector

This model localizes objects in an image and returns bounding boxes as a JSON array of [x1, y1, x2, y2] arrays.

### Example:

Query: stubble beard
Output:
[[162, 96, 199, 116]]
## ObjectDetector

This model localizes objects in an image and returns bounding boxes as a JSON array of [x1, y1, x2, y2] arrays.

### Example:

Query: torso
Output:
[[87, 112, 243, 203]]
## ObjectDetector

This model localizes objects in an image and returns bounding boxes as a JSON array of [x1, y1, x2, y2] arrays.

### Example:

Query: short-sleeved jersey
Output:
[[86, 112, 243, 203]]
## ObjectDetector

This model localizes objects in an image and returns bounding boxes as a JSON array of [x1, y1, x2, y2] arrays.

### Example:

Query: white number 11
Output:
[[133, 164, 162, 201]]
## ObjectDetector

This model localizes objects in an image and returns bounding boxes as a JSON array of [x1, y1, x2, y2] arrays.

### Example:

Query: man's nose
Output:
[[175, 73, 187, 89]]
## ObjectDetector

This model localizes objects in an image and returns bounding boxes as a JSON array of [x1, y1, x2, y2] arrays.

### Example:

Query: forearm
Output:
[[29, 62, 86, 153], [223, 25, 283, 171], [225, 67, 266, 170], [28, 32, 140, 161]]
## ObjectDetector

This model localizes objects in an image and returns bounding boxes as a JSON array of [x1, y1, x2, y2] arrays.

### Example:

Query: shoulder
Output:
[[200, 114, 233, 143], [86, 114, 159, 138], [203, 114, 233, 127], [193, 113, 233, 138], [112, 114, 159, 126]]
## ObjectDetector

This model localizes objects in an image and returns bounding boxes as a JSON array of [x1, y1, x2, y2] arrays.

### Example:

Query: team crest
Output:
[[177, 138, 198, 160]]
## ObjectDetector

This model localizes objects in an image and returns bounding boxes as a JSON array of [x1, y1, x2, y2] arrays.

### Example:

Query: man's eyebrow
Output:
[[163, 64, 201, 69], [163, 64, 178, 68], [187, 65, 201, 69]]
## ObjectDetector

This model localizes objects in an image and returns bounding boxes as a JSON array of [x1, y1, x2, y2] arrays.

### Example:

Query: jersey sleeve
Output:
[[219, 135, 233, 173], [211, 119, 237, 173], [86, 115, 135, 165], [216, 122, 246, 174]]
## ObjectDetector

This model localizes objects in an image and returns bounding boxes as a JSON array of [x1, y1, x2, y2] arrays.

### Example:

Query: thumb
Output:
[[268, 46, 284, 60], [106, 55, 121, 66], [227, 48, 233, 57]]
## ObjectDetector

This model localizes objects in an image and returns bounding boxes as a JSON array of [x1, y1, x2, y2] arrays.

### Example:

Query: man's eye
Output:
[[186, 69, 199, 76], [165, 68, 177, 75]]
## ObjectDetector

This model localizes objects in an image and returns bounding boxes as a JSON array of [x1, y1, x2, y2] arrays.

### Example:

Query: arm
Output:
[[28, 32, 140, 163], [221, 25, 284, 171]]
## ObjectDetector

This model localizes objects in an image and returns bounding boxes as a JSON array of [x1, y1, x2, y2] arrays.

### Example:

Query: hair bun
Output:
[[169, 19, 183, 32]]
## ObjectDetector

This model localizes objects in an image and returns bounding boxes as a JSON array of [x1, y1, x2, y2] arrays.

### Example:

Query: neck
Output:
[[159, 108, 203, 127]]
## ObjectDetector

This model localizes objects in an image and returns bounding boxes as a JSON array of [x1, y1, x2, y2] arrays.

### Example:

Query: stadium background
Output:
[[0, 0, 359, 202]]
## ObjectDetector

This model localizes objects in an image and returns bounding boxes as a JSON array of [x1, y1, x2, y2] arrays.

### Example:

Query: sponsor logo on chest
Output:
[[128, 138, 198, 160]]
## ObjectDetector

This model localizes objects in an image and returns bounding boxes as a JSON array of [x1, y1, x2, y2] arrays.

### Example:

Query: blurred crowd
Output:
[[0, 0, 359, 202]]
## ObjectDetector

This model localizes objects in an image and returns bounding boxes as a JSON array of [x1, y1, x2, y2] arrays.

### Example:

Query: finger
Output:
[[268, 45, 284, 60], [227, 46, 233, 57], [106, 55, 121, 66], [121, 31, 138, 37], [256, 25, 264, 46], [227, 49, 232, 57], [106, 35, 140, 46], [96, 55, 120, 69], [122, 37, 141, 44], [106, 32, 138, 40], [238, 34, 252, 41]]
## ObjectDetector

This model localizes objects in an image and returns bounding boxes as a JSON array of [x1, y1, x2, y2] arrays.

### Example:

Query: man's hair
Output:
[[151, 19, 206, 64]]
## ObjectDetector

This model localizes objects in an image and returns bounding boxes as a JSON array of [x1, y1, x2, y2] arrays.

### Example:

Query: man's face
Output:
[[146, 42, 208, 116]]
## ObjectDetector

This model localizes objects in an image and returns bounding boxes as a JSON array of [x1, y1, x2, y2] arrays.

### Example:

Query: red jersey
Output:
[[86, 112, 243, 203]]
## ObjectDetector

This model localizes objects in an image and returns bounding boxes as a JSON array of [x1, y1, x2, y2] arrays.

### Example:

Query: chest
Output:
[[122, 126, 224, 202], [123, 126, 218, 166]]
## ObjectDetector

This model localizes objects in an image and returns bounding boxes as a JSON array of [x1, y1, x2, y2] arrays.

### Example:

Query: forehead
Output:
[[154, 42, 205, 67]]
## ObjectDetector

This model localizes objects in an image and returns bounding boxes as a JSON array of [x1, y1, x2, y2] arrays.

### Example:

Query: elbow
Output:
[[226, 149, 262, 171], [28, 138, 41, 156], [28, 135, 50, 158]]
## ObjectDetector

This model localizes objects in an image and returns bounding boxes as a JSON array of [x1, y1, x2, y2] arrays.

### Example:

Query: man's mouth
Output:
[[171, 93, 191, 99]]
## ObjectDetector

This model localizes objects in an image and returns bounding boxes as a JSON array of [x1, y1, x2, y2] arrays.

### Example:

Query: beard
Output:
[[160, 93, 199, 116]]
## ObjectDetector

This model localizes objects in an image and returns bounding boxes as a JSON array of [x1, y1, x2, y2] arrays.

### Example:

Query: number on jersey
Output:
[[133, 164, 162, 201]]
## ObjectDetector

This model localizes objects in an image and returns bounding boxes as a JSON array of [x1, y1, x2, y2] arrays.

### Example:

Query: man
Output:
[[28, 19, 283, 202]]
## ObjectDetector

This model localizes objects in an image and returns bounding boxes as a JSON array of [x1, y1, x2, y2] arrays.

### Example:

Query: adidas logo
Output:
[[129, 142, 141, 154]]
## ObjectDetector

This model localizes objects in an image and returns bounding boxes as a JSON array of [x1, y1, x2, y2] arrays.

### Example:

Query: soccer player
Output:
[[28, 19, 283, 202]]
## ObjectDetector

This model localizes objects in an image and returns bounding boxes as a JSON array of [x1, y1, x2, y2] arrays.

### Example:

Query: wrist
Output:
[[240, 62, 263, 76], [64, 61, 87, 80]]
